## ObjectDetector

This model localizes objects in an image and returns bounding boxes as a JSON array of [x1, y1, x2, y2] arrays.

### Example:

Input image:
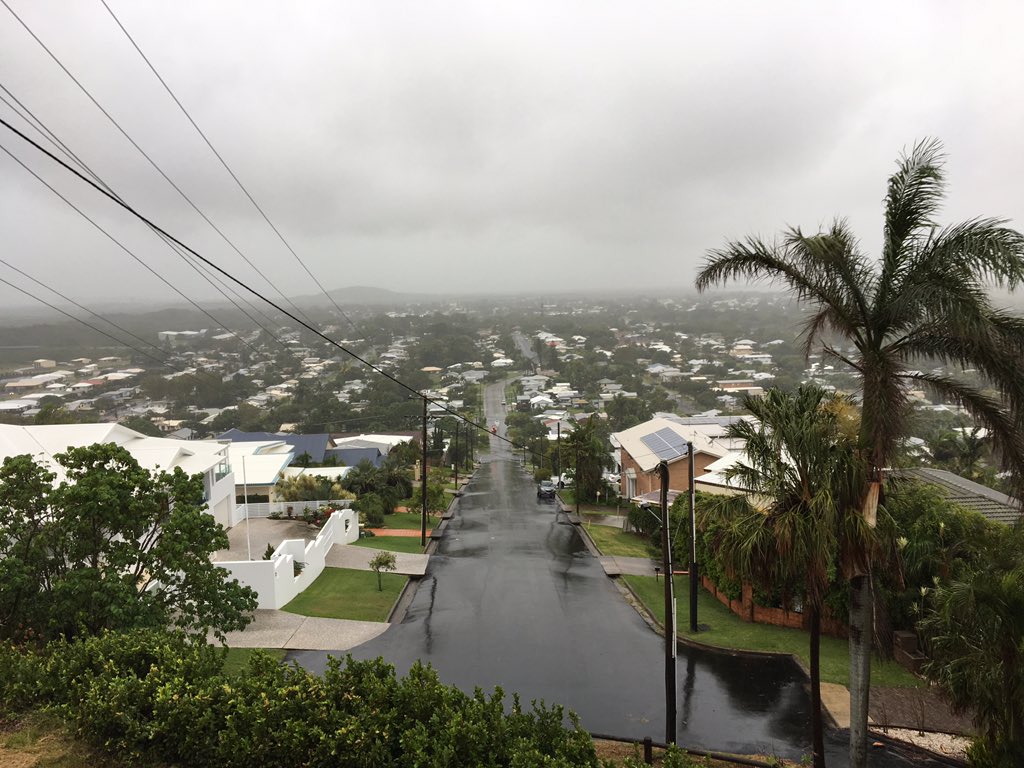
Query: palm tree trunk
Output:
[[848, 573, 873, 768], [810, 603, 826, 768]]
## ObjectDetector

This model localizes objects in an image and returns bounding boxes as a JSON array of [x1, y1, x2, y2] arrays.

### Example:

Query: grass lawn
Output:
[[222, 647, 286, 677], [623, 574, 921, 688], [584, 524, 658, 559], [283, 567, 407, 622], [380, 511, 427, 529], [352, 536, 425, 554], [558, 489, 621, 513]]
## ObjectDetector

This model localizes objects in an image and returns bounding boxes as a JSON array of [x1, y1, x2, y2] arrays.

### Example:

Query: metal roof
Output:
[[895, 467, 1022, 525]]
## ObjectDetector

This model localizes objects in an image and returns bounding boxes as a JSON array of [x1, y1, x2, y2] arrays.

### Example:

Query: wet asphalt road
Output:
[[287, 383, 950, 766]]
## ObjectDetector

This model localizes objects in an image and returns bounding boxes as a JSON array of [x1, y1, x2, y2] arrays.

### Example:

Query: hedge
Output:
[[0, 630, 598, 768]]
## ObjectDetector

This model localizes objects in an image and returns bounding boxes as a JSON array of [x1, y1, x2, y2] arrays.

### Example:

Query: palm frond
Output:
[[923, 218, 1024, 290], [696, 237, 862, 333], [897, 314, 1024, 416], [786, 219, 875, 330], [905, 371, 1024, 498], [882, 138, 946, 266]]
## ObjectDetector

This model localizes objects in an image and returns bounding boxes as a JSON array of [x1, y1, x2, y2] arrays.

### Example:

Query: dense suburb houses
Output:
[[518, 317, 1022, 529], [0, 421, 415, 609]]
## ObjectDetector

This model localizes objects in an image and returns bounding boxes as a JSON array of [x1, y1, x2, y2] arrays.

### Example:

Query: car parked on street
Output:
[[537, 479, 556, 499]]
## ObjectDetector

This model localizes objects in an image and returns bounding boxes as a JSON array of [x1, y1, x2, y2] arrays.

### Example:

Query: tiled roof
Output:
[[896, 467, 1022, 525]]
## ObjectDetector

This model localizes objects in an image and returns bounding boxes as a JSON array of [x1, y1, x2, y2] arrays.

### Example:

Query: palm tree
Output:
[[703, 386, 862, 768], [919, 525, 1024, 765], [560, 416, 612, 503], [696, 139, 1024, 767]]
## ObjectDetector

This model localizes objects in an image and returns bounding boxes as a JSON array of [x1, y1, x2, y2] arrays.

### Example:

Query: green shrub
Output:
[[1, 632, 599, 768]]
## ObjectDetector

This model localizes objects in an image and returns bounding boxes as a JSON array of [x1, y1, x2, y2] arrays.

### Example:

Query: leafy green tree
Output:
[[0, 444, 257, 643], [702, 386, 864, 768], [341, 459, 382, 496], [369, 550, 398, 591], [33, 402, 78, 425], [352, 492, 385, 527], [605, 394, 652, 432], [118, 415, 163, 437], [0, 455, 54, 639], [696, 139, 1024, 767], [410, 467, 448, 515], [560, 416, 612, 503], [920, 526, 1024, 766]]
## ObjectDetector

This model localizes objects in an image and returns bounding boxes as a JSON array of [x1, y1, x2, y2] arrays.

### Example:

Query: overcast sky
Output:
[[2, 1, 1023, 312]]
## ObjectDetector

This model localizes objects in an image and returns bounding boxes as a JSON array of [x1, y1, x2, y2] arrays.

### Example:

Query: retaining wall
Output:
[[217, 508, 359, 609]]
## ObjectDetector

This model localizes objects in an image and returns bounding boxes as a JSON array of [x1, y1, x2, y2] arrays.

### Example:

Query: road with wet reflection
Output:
[[288, 384, 950, 766]]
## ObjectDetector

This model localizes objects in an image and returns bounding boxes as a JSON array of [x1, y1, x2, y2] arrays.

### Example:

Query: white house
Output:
[[0, 423, 236, 529]]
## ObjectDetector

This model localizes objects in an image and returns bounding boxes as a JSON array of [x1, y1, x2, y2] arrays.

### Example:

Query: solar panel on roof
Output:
[[640, 427, 690, 461]]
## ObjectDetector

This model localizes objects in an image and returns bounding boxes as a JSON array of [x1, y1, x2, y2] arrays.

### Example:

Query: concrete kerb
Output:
[[388, 468, 477, 624], [574, 515, 603, 558], [612, 573, 848, 731]]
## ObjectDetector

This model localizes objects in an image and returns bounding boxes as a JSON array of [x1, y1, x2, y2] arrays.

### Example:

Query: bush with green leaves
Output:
[[0, 629, 599, 768], [0, 444, 257, 643], [353, 491, 386, 527]]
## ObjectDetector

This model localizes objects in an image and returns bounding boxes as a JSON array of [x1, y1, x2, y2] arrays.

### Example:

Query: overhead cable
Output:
[[99, 0, 360, 334], [0, 115, 533, 451], [1, 0, 318, 328]]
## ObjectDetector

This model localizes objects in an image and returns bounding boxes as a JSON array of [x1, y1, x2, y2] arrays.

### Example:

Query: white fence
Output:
[[232, 498, 352, 526], [216, 507, 359, 609]]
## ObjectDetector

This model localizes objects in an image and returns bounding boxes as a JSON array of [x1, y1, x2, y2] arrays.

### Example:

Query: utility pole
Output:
[[575, 442, 580, 520], [453, 419, 459, 491], [688, 441, 698, 633], [659, 459, 677, 744], [421, 395, 428, 547], [556, 422, 560, 482]]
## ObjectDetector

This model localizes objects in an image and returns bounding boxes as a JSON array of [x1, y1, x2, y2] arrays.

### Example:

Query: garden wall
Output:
[[701, 576, 847, 637], [217, 508, 359, 609]]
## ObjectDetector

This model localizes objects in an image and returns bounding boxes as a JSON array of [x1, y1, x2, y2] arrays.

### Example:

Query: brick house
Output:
[[612, 417, 738, 501]]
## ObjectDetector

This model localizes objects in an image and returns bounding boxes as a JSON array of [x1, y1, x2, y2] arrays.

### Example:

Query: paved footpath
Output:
[[597, 554, 659, 576], [213, 609, 388, 651], [366, 528, 422, 537], [325, 544, 430, 576]]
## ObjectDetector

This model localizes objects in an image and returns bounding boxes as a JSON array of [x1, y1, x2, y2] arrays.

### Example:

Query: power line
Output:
[[0, 115, 532, 453], [0, 256, 222, 383], [0, 142, 273, 360], [98, 0, 360, 335], [0, 81, 110, 195], [0, 272, 213, 383], [0, 84, 295, 355], [1, 0, 318, 328]]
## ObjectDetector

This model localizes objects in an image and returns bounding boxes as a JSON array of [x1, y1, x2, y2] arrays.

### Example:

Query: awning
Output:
[[629, 489, 681, 506]]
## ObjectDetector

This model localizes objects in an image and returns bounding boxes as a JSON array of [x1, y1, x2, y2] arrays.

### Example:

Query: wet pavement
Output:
[[286, 384, 953, 766]]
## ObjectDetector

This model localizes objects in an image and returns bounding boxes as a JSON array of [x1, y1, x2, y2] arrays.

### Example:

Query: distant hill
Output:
[[322, 286, 437, 306]]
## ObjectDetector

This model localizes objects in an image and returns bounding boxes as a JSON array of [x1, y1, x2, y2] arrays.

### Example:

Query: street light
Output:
[[686, 441, 698, 634], [642, 460, 676, 745], [420, 395, 427, 547]]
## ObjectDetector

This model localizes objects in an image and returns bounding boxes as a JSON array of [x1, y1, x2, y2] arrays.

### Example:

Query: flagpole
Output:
[[243, 453, 252, 561]]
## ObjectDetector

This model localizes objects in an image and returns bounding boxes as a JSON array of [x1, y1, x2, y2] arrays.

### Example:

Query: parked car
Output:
[[537, 479, 556, 499]]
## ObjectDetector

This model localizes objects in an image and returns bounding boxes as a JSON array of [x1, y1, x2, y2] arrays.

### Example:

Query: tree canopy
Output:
[[696, 139, 1024, 768], [0, 444, 256, 643]]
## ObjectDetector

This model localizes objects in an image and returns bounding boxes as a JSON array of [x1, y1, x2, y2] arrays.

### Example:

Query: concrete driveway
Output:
[[214, 609, 388, 651], [213, 517, 312, 562]]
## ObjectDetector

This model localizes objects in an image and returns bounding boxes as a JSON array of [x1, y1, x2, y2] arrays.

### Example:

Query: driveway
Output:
[[213, 517, 313, 562], [214, 609, 388, 651]]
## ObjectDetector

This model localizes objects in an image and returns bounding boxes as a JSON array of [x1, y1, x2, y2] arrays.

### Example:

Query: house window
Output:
[[625, 469, 637, 500]]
